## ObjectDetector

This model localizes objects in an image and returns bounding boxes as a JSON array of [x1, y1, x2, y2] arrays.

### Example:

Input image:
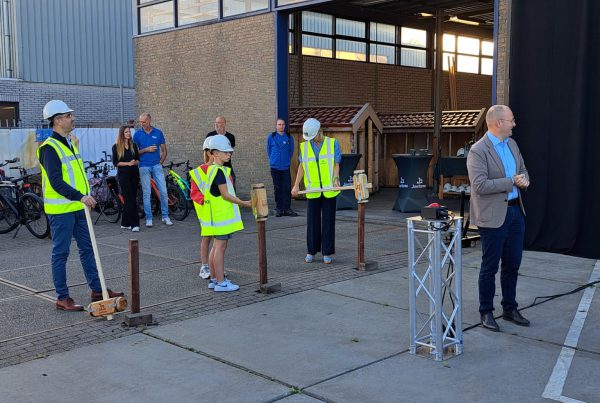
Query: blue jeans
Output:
[[48, 210, 101, 300], [139, 164, 169, 220], [478, 205, 525, 313]]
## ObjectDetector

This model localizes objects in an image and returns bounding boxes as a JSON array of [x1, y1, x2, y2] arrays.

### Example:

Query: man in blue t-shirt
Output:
[[133, 112, 172, 227], [266, 118, 297, 217]]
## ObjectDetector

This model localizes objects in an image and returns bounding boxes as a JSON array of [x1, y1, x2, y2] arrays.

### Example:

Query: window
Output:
[[139, 1, 174, 34], [400, 27, 426, 68], [222, 0, 268, 17], [277, 0, 307, 5], [370, 22, 395, 64], [441, 34, 493, 75], [335, 18, 366, 61], [178, 0, 218, 25], [0, 102, 19, 128], [302, 12, 333, 58], [481, 40, 494, 75], [289, 14, 295, 54]]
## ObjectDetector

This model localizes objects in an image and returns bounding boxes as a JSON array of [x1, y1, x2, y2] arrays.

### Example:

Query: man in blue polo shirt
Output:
[[266, 118, 297, 217], [133, 112, 172, 227]]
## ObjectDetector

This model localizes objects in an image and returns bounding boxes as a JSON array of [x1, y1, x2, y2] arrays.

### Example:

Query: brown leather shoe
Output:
[[90, 289, 125, 302], [56, 297, 84, 311]]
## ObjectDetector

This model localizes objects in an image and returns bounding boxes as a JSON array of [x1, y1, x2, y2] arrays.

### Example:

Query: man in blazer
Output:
[[467, 105, 530, 332]]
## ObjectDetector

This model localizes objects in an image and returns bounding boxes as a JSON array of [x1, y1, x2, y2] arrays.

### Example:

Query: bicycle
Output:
[[0, 172, 49, 238], [85, 159, 122, 224], [10, 166, 42, 197], [163, 161, 191, 220], [137, 163, 190, 221]]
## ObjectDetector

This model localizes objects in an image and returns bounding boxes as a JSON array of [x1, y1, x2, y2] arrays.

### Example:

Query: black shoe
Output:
[[275, 210, 283, 217], [502, 309, 530, 326], [480, 312, 500, 332], [283, 209, 298, 217]]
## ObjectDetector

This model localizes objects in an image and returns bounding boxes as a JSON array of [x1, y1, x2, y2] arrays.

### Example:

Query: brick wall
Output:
[[0, 80, 136, 127], [135, 13, 276, 199], [289, 54, 492, 112]]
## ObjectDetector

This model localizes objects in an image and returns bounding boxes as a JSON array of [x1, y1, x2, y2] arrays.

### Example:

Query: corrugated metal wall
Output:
[[14, 0, 134, 87]]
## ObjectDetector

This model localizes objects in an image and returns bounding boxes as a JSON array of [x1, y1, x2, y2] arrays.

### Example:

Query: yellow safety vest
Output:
[[189, 164, 210, 226], [300, 136, 340, 199], [201, 165, 244, 236], [37, 136, 89, 214]]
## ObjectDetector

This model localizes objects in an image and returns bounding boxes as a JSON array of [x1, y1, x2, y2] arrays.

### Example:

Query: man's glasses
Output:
[[57, 112, 73, 119], [499, 118, 515, 124]]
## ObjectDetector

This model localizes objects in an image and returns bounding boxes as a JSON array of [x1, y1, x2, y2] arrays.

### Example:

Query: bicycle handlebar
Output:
[[0, 157, 19, 167]]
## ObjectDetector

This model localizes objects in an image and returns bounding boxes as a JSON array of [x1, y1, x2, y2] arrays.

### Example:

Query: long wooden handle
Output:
[[83, 205, 113, 320], [297, 183, 372, 195]]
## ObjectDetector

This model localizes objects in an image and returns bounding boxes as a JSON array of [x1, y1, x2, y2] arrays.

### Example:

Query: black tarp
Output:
[[509, 0, 600, 259]]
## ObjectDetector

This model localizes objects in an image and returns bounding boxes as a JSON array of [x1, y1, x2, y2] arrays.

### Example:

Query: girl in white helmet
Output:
[[203, 135, 251, 291]]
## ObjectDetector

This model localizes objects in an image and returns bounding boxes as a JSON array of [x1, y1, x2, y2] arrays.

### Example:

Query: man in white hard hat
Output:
[[467, 105, 530, 332], [292, 118, 341, 264], [37, 100, 124, 311]]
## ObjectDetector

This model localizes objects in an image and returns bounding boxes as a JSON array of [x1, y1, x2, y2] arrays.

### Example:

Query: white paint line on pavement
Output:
[[542, 260, 600, 403]]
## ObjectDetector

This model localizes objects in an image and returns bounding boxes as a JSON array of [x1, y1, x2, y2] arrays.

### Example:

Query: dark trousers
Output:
[[307, 195, 337, 255], [478, 205, 525, 313], [118, 173, 140, 228], [270, 168, 291, 212]]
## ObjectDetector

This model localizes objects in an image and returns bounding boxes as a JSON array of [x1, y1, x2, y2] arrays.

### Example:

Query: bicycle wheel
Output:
[[21, 193, 49, 238], [101, 190, 121, 223], [0, 195, 19, 234], [167, 182, 189, 220]]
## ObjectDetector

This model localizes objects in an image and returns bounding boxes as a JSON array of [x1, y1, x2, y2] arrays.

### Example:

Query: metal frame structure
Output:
[[407, 216, 463, 361]]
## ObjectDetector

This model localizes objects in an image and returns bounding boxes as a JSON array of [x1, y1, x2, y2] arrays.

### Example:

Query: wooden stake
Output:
[[357, 202, 366, 271], [129, 239, 140, 314], [258, 221, 267, 286]]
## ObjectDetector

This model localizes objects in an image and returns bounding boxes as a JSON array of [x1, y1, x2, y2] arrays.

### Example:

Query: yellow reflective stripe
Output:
[[46, 138, 76, 186], [44, 197, 75, 205], [303, 142, 313, 188]]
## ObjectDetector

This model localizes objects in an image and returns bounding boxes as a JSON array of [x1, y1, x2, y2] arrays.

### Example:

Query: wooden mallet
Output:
[[299, 170, 376, 271], [297, 170, 371, 199], [83, 205, 127, 319]]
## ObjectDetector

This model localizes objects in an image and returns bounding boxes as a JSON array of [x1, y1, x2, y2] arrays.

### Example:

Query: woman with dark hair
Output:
[[112, 125, 140, 231]]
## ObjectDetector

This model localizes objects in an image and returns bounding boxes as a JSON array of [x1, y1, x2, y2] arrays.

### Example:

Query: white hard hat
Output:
[[303, 118, 321, 141], [202, 137, 212, 151], [210, 135, 233, 152], [456, 148, 465, 157], [43, 100, 74, 120]]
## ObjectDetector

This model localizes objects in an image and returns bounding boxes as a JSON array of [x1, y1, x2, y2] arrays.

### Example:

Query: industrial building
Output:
[[0, 0, 135, 127], [134, 0, 595, 258]]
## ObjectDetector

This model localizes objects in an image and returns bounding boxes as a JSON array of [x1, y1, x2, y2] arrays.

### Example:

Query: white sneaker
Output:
[[214, 280, 239, 292], [199, 265, 210, 279], [208, 278, 233, 289], [131, 226, 140, 232], [120, 226, 131, 230], [146, 220, 153, 227], [162, 217, 173, 226]]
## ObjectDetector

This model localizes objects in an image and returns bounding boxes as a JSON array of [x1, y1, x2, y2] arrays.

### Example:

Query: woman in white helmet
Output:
[[202, 135, 251, 292], [292, 118, 341, 264]]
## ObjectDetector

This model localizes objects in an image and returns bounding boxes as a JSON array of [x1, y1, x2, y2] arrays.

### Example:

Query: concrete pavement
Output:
[[0, 189, 598, 402]]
